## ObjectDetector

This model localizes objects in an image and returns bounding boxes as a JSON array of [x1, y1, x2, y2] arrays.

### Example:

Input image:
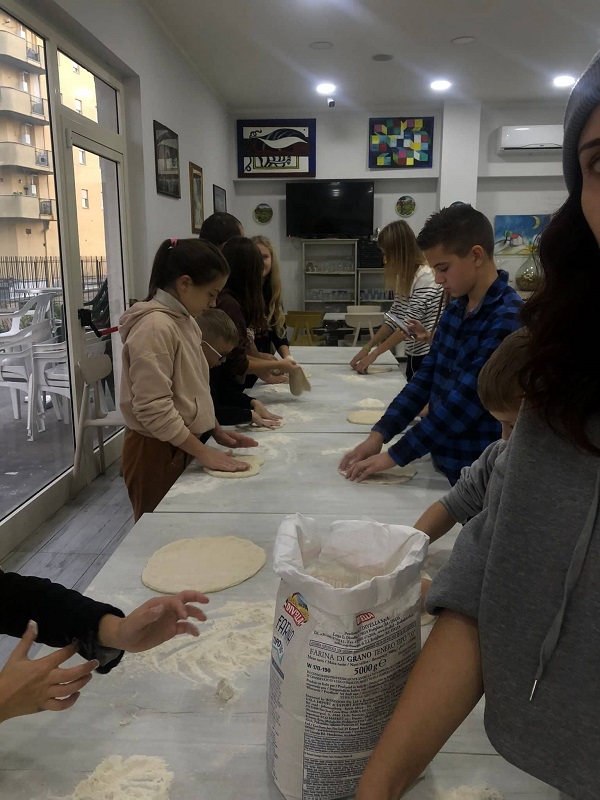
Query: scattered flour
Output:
[[265, 403, 317, 423], [50, 755, 174, 800], [357, 398, 385, 409], [320, 446, 349, 456], [125, 600, 275, 689], [216, 678, 235, 702], [342, 374, 368, 383], [436, 788, 504, 800]]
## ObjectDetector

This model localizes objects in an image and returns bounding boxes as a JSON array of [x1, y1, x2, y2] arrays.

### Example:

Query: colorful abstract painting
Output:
[[369, 117, 434, 169], [237, 119, 316, 178], [494, 214, 551, 255]]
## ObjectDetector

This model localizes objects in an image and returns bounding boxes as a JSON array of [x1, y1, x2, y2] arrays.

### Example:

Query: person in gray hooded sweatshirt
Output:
[[356, 51, 600, 800]]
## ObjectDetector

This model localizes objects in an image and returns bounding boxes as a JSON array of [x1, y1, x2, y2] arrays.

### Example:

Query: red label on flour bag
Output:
[[267, 514, 428, 800]]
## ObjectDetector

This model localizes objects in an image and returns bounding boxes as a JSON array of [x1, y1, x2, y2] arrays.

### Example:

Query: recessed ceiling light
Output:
[[553, 75, 575, 88], [372, 53, 394, 62], [451, 36, 475, 45], [430, 79, 452, 91], [310, 41, 333, 50], [316, 82, 336, 95]]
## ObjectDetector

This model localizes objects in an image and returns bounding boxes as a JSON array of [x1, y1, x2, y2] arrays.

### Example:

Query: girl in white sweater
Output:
[[350, 220, 442, 379]]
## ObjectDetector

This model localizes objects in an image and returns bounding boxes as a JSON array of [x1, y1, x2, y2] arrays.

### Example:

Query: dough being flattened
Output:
[[205, 453, 263, 478], [367, 365, 394, 374], [289, 366, 311, 396], [347, 409, 383, 425], [338, 465, 417, 485], [142, 536, 267, 593]]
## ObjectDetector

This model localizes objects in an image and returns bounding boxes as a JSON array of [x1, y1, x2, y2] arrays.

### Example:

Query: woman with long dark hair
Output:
[[356, 51, 600, 800]]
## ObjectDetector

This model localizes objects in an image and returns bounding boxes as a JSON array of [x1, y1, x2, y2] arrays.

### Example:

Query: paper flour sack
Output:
[[267, 513, 428, 800]]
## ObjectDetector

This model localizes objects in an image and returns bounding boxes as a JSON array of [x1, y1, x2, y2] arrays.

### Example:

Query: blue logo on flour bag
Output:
[[283, 592, 309, 626]]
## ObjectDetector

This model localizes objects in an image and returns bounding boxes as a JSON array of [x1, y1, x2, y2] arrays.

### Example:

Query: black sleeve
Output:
[[216, 293, 249, 377], [0, 570, 125, 674], [269, 327, 289, 350], [210, 367, 253, 426]]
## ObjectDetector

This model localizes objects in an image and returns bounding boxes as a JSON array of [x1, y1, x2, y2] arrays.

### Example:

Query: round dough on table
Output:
[[205, 453, 263, 478], [347, 409, 383, 425], [142, 536, 267, 593], [367, 366, 393, 374]]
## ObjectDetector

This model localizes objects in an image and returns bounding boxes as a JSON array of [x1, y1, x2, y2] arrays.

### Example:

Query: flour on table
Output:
[[320, 446, 349, 455], [436, 788, 504, 800], [142, 536, 266, 593], [342, 374, 368, 383], [126, 600, 275, 689], [50, 755, 174, 800], [205, 453, 263, 478], [338, 465, 416, 485], [357, 398, 385, 409], [237, 419, 287, 431], [347, 409, 383, 425]]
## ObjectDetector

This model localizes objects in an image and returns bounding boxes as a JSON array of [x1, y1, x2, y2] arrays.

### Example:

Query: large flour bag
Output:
[[267, 513, 428, 800]]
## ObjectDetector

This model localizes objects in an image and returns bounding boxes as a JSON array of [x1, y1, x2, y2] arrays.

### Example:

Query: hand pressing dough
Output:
[[347, 409, 383, 425], [237, 420, 286, 431], [205, 453, 263, 478], [142, 536, 267, 593], [289, 366, 311, 396], [367, 366, 393, 374], [338, 465, 417, 485]]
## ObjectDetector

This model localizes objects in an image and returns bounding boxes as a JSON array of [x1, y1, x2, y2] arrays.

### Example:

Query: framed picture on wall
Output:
[[236, 118, 316, 178], [153, 120, 181, 198], [213, 184, 227, 213], [369, 116, 434, 170], [189, 162, 204, 233]]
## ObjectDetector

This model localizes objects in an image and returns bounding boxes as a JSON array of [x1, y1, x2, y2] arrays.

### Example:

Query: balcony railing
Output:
[[0, 141, 52, 171], [0, 30, 45, 71], [0, 86, 49, 123]]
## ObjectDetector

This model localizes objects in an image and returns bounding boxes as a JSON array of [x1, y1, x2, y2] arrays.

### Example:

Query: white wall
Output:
[[33, 0, 234, 298]]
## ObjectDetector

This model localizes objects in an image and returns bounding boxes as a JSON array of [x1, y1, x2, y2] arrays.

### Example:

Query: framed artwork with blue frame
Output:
[[237, 118, 316, 178], [369, 117, 434, 169]]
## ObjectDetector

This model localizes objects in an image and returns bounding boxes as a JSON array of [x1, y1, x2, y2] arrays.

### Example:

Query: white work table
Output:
[[0, 347, 564, 800], [246, 363, 405, 434], [290, 344, 398, 366]]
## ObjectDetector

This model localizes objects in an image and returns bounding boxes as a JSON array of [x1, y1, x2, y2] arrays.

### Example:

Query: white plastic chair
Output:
[[27, 340, 71, 440], [0, 320, 53, 423], [73, 354, 124, 480], [344, 312, 385, 347], [0, 292, 54, 339]]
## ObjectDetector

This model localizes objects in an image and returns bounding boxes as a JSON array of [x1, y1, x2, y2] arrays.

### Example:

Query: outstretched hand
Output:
[[98, 590, 210, 654], [214, 427, 259, 449], [0, 620, 98, 723]]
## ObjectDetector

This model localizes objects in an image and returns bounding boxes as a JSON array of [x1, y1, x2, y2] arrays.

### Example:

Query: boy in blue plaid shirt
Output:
[[340, 205, 522, 485]]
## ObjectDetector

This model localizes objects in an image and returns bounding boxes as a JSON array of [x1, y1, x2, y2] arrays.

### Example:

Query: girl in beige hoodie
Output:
[[119, 238, 257, 520]]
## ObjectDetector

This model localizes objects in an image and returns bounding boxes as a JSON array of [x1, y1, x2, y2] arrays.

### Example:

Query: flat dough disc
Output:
[[142, 536, 267, 593], [205, 453, 263, 478], [289, 366, 311, 396], [347, 409, 383, 425], [339, 465, 417, 484], [236, 420, 286, 431], [367, 366, 393, 374]]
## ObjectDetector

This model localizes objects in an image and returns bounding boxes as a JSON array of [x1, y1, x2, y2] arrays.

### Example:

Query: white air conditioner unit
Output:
[[497, 125, 563, 154]]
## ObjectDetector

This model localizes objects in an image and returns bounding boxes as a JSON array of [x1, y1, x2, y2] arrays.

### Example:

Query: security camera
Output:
[[327, 97, 335, 108]]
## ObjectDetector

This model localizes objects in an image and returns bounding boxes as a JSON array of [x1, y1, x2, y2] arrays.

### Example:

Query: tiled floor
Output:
[[0, 461, 134, 666]]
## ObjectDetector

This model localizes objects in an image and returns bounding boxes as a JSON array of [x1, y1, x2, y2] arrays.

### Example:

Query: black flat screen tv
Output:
[[286, 180, 374, 238]]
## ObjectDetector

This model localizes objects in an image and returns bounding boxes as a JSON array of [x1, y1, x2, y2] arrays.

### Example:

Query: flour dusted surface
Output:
[[51, 755, 173, 800], [437, 788, 504, 800]]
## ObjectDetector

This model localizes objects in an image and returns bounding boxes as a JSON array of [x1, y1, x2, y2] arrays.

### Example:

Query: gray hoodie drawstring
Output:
[[530, 468, 600, 701]]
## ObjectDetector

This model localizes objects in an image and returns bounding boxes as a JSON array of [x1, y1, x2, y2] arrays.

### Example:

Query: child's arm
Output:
[[355, 327, 407, 374], [349, 322, 396, 369], [413, 501, 457, 542], [355, 610, 483, 800]]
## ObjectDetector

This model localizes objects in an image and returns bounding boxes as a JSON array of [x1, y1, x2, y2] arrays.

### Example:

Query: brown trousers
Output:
[[121, 429, 193, 521]]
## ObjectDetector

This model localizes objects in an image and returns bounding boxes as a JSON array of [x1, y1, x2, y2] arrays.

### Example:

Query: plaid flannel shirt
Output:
[[372, 270, 522, 484]]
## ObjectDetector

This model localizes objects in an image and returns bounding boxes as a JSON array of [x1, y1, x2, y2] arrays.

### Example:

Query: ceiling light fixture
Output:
[[372, 53, 394, 62], [309, 41, 333, 50], [553, 75, 575, 88], [316, 82, 336, 95], [430, 79, 452, 91], [451, 36, 475, 45]]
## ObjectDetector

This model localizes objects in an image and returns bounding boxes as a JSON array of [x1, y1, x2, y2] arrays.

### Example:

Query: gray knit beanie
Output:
[[563, 50, 600, 193]]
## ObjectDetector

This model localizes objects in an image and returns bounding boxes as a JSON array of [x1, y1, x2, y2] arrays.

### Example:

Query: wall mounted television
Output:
[[286, 180, 374, 238]]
